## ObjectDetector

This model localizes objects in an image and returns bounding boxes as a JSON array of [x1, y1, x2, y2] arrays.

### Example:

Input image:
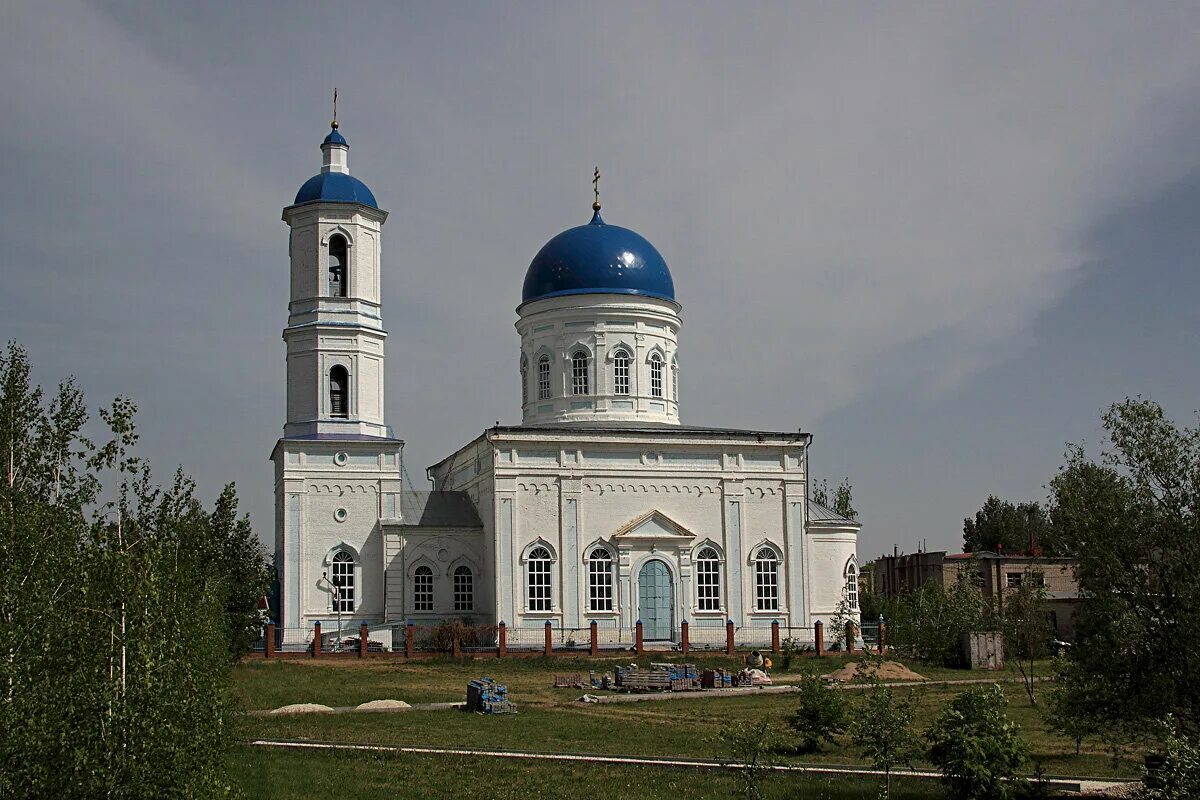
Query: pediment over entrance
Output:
[[611, 510, 696, 542]]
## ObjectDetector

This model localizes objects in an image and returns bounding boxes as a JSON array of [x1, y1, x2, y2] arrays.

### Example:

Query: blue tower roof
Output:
[[293, 172, 378, 208], [291, 126, 378, 209], [521, 210, 675, 305]]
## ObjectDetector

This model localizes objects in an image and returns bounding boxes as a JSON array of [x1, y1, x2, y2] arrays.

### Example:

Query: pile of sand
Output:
[[823, 661, 926, 682], [354, 699, 412, 712], [268, 703, 334, 715]]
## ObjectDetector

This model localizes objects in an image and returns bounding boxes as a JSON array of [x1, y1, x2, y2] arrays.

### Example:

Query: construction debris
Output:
[[466, 677, 516, 714]]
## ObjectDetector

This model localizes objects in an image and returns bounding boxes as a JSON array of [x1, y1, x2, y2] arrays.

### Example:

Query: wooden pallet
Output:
[[554, 673, 584, 688]]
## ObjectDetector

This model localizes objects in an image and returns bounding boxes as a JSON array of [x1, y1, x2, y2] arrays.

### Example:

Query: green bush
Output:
[[848, 679, 921, 800], [785, 674, 847, 753], [926, 684, 1030, 800], [1141, 717, 1200, 800]]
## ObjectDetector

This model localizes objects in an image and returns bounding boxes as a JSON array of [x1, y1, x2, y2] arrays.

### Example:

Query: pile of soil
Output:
[[355, 699, 411, 712], [823, 661, 926, 682]]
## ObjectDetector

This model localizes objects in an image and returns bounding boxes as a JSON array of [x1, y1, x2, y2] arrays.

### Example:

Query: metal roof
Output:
[[399, 491, 482, 528]]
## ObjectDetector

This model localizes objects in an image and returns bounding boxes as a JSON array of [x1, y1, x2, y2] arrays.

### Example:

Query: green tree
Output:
[[1141, 717, 1200, 800], [812, 477, 857, 519], [963, 495, 1054, 555], [709, 717, 776, 800], [1042, 671, 1102, 756], [884, 571, 986, 666], [785, 674, 847, 753], [999, 568, 1052, 706], [0, 341, 258, 797], [1049, 398, 1200, 741], [925, 684, 1030, 800], [848, 679, 921, 799]]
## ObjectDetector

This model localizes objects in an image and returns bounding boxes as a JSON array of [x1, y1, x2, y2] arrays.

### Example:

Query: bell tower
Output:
[[272, 112, 403, 633], [280, 121, 389, 438]]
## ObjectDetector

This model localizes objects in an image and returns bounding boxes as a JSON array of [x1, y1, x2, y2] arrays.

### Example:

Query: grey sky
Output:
[[4, 1, 1199, 559]]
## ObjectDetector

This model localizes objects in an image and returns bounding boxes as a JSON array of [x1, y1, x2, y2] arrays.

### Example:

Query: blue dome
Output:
[[323, 128, 347, 146], [521, 210, 675, 304], [293, 172, 378, 208]]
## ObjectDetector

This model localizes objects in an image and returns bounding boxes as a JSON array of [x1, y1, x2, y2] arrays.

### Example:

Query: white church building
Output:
[[272, 121, 860, 646]]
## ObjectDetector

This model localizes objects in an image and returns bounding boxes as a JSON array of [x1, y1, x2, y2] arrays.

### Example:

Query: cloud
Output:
[[2, 1, 1199, 542]]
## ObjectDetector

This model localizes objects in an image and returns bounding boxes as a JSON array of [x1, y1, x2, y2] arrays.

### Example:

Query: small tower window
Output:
[[672, 356, 679, 402], [328, 234, 348, 297], [453, 565, 474, 612], [571, 351, 590, 395], [613, 349, 630, 396], [414, 565, 434, 612], [527, 546, 553, 611], [537, 356, 552, 400], [331, 550, 355, 612], [329, 366, 349, 418], [649, 353, 663, 398]]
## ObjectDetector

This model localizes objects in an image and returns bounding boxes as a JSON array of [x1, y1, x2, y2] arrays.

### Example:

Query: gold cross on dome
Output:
[[593, 166, 601, 210], [332, 88, 339, 128]]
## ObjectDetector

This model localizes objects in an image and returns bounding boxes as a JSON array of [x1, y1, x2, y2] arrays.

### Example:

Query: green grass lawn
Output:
[[231, 745, 964, 800], [233, 653, 1140, 786]]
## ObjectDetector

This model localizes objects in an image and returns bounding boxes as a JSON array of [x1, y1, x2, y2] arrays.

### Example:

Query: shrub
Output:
[[926, 684, 1030, 800], [848, 679, 921, 800], [1141, 716, 1200, 800], [785, 674, 847, 753], [708, 717, 775, 800]]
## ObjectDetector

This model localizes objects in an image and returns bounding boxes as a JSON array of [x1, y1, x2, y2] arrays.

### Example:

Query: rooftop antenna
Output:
[[331, 87, 339, 129], [592, 166, 601, 211]]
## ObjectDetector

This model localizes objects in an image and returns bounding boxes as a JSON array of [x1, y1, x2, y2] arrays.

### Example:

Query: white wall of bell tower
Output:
[[280, 132, 390, 439]]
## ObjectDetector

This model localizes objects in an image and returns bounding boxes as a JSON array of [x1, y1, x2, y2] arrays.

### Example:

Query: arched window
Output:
[[754, 547, 780, 611], [413, 565, 434, 612], [696, 547, 721, 611], [331, 550, 355, 612], [328, 234, 348, 297], [671, 356, 679, 402], [612, 349, 631, 396], [527, 546, 553, 611], [845, 561, 859, 611], [571, 351, 590, 395], [520, 356, 529, 406], [649, 353, 663, 398], [587, 548, 614, 612], [537, 355, 552, 400], [329, 366, 349, 418], [453, 565, 474, 612]]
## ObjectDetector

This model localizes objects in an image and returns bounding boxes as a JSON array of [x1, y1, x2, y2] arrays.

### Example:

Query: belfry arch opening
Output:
[[329, 365, 349, 418], [328, 234, 348, 297]]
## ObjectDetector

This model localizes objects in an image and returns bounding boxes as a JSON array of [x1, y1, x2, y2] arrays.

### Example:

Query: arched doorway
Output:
[[638, 559, 673, 641]]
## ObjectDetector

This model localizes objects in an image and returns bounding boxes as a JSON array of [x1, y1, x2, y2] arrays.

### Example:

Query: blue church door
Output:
[[638, 560, 673, 641]]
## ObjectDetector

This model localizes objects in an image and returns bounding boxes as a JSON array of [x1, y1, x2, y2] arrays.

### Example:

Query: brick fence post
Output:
[[635, 620, 644, 655], [878, 621, 887, 655], [265, 622, 275, 659], [452, 631, 462, 658], [845, 621, 857, 655], [497, 621, 507, 658], [312, 622, 322, 659], [771, 620, 781, 654], [544, 620, 553, 658], [725, 619, 735, 656], [359, 623, 369, 658], [814, 620, 825, 658], [589, 620, 598, 657], [680, 620, 690, 655], [405, 621, 414, 659]]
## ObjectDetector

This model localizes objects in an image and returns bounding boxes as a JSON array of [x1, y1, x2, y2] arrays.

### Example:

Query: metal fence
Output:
[[250, 618, 863, 657]]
